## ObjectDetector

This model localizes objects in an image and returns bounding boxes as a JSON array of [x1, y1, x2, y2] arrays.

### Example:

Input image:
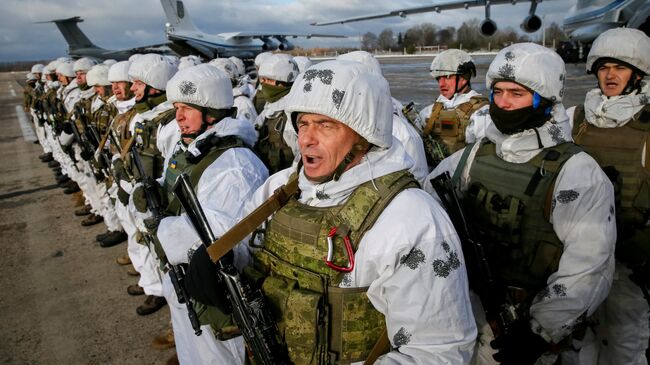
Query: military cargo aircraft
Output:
[[37, 16, 171, 61], [160, 0, 345, 59], [311, 0, 550, 37], [560, 0, 650, 61], [40, 0, 345, 61]]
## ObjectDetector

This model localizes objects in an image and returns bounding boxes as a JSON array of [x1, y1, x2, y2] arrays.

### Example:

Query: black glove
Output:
[[185, 245, 232, 314], [491, 321, 549, 365], [112, 158, 128, 182], [62, 121, 74, 135], [131, 184, 149, 213], [80, 149, 93, 161]]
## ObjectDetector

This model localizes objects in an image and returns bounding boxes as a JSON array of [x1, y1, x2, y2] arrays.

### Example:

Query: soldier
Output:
[[124, 53, 179, 315], [251, 51, 273, 113], [208, 58, 257, 124], [228, 56, 256, 101], [567, 28, 650, 364], [253, 53, 299, 174], [84, 64, 129, 248], [178, 55, 202, 70], [104, 61, 140, 263], [337, 50, 429, 185], [153, 64, 268, 364], [426, 43, 616, 364], [69, 57, 106, 226], [54, 60, 82, 195], [187, 59, 477, 363], [418, 49, 488, 166]]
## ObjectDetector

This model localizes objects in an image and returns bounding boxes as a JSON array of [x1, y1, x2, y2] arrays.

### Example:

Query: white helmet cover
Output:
[[292, 56, 313, 74], [208, 58, 238, 81], [228, 56, 245, 77], [44, 60, 60, 74], [31, 64, 44, 74], [486, 42, 566, 103], [128, 53, 142, 62], [73, 57, 97, 73], [26, 72, 37, 81], [166, 63, 234, 110], [164, 55, 180, 67], [254, 52, 273, 69], [430, 49, 475, 78], [337, 51, 382, 76], [86, 64, 111, 86], [128, 53, 178, 91], [178, 60, 198, 71], [108, 61, 131, 83], [258, 54, 299, 83], [586, 28, 650, 75], [56, 61, 76, 78], [103, 59, 117, 67], [285, 60, 393, 149]]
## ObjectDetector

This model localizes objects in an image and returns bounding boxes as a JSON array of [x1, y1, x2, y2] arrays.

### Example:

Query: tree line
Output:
[[362, 18, 568, 53]]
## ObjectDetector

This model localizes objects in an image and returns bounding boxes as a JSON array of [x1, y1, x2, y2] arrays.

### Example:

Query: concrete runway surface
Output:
[[0, 72, 170, 365], [0, 55, 596, 364]]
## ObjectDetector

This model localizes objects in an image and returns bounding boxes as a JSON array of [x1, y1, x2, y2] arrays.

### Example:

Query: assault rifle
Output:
[[173, 173, 291, 365], [430, 172, 523, 338], [129, 145, 203, 335], [88, 124, 113, 176], [402, 101, 448, 168]]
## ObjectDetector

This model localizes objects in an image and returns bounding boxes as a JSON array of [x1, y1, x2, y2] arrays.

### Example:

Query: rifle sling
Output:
[[365, 328, 390, 365], [206, 174, 299, 264], [120, 136, 136, 160]]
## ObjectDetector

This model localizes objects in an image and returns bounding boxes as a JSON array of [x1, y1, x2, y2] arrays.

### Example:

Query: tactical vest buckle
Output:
[[325, 227, 355, 272]]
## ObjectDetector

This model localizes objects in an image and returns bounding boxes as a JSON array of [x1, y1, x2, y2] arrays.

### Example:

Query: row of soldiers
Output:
[[22, 26, 649, 365]]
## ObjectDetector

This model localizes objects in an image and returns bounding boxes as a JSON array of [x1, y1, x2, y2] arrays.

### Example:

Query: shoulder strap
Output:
[[572, 104, 588, 143], [151, 108, 176, 126], [628, 104, 650, 131], [330, 170, 419, 252], [206, 172, 300, 263], [457, 96, 489, 117], [451, 142, 478, 188], [423, 102, 444, 135], [529, 143, 583, 221], [165, 136, 247, 216]]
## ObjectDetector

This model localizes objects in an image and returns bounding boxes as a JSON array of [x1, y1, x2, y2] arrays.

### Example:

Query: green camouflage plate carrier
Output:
[[252, 170, 418, 364]]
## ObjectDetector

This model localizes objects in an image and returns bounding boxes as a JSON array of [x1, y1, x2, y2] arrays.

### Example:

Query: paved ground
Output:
[[0, 55, 595, 365], [0, 72, 171, 365]]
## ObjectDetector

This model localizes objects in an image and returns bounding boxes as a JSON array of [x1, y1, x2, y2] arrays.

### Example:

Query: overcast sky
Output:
[[0, 0, 576, 62]]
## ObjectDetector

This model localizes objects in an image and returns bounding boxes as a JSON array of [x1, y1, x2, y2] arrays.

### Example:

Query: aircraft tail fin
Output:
[[36, 16, 100, 51], [160, 0, 197, 31]]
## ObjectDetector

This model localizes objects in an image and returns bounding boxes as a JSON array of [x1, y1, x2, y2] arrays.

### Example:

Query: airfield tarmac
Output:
[[0, 54, 595, 364]]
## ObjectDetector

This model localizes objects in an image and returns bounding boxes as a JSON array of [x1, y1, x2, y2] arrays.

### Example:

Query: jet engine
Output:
[[261, 38, 278, 51], [520, 14, 542, 33], [480, 19, 498, 36], [278, 40, 294, 51]]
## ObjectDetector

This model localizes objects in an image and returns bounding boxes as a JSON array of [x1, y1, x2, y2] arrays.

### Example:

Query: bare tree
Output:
[[456, 19, 481, 50], [437, 27, 456, 46], [361, 32, 379, 51], [378, 29, 395, 51], [545, 22, 568, 43]]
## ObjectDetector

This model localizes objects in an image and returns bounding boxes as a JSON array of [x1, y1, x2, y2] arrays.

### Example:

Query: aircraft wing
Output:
[[222, 31, 346, 39], [311, 0, 544, 26]]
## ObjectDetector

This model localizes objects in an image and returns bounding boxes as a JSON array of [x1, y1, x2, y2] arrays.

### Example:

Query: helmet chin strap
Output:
[[621, 72, 644, 95]]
